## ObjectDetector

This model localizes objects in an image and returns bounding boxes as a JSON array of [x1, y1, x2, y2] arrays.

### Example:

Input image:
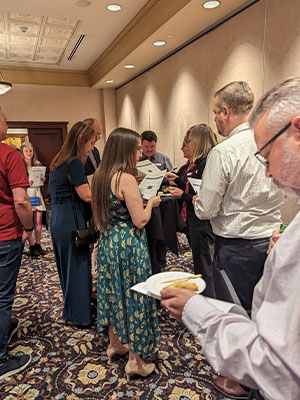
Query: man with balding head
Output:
[[194, 81, 283, 315], [84, 118, 102, 175]]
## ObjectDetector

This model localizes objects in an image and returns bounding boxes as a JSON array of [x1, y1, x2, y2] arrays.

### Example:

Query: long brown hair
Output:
[[50, 121, 96, 170], [187, 124, 218, 162], [92, 127, 140, 231], [20, 141, 41, 170]]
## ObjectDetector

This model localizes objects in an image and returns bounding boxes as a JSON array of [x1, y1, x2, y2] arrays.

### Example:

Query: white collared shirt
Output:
[[194, 123, 284, 239], [182, 210, 300, 400]]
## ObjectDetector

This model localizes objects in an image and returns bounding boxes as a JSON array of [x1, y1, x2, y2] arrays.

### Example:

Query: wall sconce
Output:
[[0, 72, 12, 95]]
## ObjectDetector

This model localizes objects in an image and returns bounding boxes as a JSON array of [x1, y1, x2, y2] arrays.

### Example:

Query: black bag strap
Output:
[[67, 163, 80, 230]]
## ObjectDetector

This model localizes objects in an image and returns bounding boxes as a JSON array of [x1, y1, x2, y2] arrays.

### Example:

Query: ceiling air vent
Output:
[[67, 34, 85, 60]]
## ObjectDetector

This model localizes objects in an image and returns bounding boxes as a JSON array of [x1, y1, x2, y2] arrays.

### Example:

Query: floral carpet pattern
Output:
[[0, 230, 228, 400]]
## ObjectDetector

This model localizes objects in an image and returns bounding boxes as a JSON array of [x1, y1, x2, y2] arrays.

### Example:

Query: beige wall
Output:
[[116, 0, 300, 222], [0, 83, 109, 153]]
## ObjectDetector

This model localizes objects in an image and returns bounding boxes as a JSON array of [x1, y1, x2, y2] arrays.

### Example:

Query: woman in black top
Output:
[[166, 124, 218, 297]]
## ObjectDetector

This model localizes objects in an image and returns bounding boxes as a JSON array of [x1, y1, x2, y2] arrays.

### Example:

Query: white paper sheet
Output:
[[136, 159, 162, 176], [188, 178, 202, 194], [87, 174, 93, 187], [138, 170, 166, 200], [29, 166, 46, 187]]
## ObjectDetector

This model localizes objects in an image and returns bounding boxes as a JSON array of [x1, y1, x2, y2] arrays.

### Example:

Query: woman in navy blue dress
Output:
[[49, 122, 97, 327]]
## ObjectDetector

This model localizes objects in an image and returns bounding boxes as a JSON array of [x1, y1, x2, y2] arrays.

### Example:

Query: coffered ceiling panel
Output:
[[0, 11, 80, 65]]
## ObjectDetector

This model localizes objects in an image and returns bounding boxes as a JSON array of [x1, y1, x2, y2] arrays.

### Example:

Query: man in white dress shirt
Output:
[[161, 77, 300, 400], [194, 82, 284, 315]]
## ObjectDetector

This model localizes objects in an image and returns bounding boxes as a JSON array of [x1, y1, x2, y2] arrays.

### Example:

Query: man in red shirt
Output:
[[0, 107, 33, 381]]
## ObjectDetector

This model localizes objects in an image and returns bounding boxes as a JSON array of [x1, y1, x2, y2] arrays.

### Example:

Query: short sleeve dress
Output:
[[50, 158, 92, 326], [97, 191, 160, 359]]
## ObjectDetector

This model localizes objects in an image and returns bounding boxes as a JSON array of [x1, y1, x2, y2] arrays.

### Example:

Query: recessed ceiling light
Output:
[[203, 1, 221, 9], [153, 40, 166, 47], [107, 4, 122, 12], [167, 34, 173, 38], [105, 79, 114, 83], [75, 0, 91, 7], [124, 64, 135, 69]]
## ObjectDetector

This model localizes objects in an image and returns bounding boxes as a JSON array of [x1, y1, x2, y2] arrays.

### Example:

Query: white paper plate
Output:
[[145, 271, 206, 299]]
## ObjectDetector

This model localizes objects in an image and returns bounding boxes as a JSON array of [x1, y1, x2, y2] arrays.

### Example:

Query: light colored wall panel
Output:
[[208, 0, 266, 133], [172, 36, 210, 167], [147, 58, 174, 163], [116, 83, 132, 128], [264, 0, 300, 90], [129, 73, 150, 134], [1, 83, 103, 130], [102, 88, 117, 141]]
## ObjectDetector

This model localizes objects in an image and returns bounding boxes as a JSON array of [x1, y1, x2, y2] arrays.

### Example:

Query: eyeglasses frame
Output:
[[254, 121, 292, 167]]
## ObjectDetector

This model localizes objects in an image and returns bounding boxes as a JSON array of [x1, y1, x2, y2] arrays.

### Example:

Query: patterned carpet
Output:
[[0, 230, 228, 400]]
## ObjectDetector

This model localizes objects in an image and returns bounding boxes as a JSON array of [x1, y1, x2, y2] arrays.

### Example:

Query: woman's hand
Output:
[[165, 172, 177, 185], [149, 195, 161, 208], [29, 180, 34, 186], [192, 195, 198, 205], [41, 176, 46, 183], [169, 186, 183, 199]]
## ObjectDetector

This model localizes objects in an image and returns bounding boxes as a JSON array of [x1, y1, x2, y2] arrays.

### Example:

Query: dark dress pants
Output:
[[213, 237, 269, 315], [187, 214, 215, 297]]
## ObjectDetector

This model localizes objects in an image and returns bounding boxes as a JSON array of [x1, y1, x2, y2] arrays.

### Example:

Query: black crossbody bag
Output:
[[68, 166, 99, 247]]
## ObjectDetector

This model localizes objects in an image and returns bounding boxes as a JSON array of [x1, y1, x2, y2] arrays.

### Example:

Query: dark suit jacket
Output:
[[84, 147, 101, 175]]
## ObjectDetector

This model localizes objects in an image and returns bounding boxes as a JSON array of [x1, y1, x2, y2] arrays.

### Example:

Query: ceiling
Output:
[[0, 0, 258, 89]]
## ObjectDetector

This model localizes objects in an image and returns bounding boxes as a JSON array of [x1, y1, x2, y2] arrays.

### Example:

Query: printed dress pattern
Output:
[[97, 191, 160, 359]]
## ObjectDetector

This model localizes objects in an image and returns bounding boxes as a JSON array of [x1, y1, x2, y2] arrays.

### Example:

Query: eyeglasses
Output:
[[254, 121, 291, 168], [136, 146, 143, 153]]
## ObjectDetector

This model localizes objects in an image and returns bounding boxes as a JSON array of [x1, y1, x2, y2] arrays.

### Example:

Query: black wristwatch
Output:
[[24, 223, 35, 232]]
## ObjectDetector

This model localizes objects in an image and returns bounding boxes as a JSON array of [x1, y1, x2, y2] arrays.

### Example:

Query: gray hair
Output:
[[214, 81, 254, 115], [249, 77, 300, 133], [83, 118, 95, 127]]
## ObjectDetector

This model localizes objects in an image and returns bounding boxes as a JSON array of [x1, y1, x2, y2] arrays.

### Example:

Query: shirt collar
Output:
[[228, 122, 250, 138]]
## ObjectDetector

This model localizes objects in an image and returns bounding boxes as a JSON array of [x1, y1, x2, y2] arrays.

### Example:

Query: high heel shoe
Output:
[[106, 344, 129, 363], [125, 360, 155, 381]]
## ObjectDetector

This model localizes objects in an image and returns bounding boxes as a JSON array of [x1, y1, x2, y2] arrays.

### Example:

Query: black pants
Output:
[[187, 214, 215, 297], [213, 236, 269, 314]]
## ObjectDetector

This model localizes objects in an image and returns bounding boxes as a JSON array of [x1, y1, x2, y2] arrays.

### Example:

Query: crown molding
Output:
[[0, 65, 90, 87], [88, 0, 192, 86]]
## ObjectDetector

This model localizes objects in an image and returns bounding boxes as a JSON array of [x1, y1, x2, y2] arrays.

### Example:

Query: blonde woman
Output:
[[20, 142, 47, 257], [166, 124, 218, 297]]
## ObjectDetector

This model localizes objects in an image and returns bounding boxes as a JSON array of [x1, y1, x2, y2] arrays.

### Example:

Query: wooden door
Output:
[[7, 121, 68, 199]]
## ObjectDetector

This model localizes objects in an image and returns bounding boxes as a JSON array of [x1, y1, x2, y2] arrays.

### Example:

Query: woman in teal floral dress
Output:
[[92, 128, 161, 380]]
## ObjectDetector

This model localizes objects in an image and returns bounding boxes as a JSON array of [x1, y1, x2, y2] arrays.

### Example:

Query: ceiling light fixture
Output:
[[107, 4, 122, 12], [153, 40, 166, 47], [203, 1, 221, 9], [124, 64, 135, 69], [75, 0, 91, 7], [105, 79, 114, 83], [0, 72, 12, 95]]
